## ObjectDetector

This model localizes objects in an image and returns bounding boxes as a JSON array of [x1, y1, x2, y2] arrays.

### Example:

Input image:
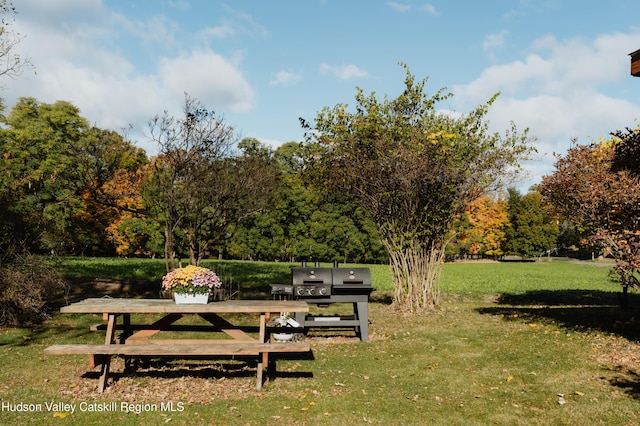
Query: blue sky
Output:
[[7, 0, 640, 190]]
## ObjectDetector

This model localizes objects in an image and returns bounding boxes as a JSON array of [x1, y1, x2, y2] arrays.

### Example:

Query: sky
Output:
[[5, 0, 640, 191]]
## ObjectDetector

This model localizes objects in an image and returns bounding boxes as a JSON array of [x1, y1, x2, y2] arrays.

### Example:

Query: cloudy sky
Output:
[[5, 0, 640, 190]]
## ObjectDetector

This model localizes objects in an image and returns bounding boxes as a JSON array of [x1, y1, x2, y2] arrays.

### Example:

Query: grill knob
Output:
[[296, 288, 305, 296], [319, 288, 327, 295], [308, 288, 316, 295]]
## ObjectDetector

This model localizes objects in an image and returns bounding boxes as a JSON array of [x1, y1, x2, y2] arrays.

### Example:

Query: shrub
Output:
[[0, 251, 68, 326]]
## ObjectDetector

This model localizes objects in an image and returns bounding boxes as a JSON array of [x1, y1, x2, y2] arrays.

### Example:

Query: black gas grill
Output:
[[271, 264, 375, 341]]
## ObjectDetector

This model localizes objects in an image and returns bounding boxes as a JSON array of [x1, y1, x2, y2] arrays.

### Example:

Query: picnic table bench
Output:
[[44, 298, 310, 391]]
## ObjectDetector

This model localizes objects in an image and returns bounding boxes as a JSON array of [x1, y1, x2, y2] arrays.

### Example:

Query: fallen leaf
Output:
[[53, 412, 68, 418]]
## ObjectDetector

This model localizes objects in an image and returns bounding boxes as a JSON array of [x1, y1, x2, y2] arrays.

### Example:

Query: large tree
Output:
[[303, 65, 533, 312], [0, 98, 90, 253], [541, 131, 640, 306], [502, 188, 559, 257], [0, 98, 148, 255]]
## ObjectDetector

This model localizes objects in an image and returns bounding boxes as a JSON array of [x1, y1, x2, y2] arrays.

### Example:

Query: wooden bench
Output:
[[45, 342, 310, 392]]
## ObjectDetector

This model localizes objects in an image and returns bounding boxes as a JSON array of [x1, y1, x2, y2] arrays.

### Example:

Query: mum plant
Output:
[[162, 265, 223, 295]]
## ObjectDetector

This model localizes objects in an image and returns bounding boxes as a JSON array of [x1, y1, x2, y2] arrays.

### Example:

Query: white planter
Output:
[[173, 292, 209, 304], [272, 332, 294, 342]]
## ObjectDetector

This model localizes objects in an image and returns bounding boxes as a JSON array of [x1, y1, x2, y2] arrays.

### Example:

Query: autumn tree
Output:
[[303, 64, 534, 312], [448, 194, 509, 258], [541, 130, 640, 307]]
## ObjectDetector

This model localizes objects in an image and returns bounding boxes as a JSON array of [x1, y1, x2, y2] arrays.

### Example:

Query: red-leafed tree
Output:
[[540, 129, 640, 307]]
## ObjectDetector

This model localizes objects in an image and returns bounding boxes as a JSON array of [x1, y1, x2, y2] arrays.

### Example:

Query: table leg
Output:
[[121, 313, 132, 342], [256, 312, 268, 390], [98, 313, 118, 392]]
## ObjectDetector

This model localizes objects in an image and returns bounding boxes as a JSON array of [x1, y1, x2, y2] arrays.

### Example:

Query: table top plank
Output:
[[60, 298, 309, 314]]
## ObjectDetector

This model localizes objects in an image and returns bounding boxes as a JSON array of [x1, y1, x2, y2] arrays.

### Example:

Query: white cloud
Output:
[[269, 70, 302, 86], [452, 31, 640, 189], [420, 3, 439, 15], [199, 23, 237, 39], [387, 2, 412, 13], [159, 50, 255, 113], [387, 2, 438, 14], [3, 0, 257, 155], [319, 63, 368, 80], [483, 30, 508, 53]]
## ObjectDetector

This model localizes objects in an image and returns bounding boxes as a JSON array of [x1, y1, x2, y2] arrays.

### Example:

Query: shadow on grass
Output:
[[606, 367, 640, 400], [477, 289, 640, 340], [81, 356, 315, 387], [477, 289, 640, 399]]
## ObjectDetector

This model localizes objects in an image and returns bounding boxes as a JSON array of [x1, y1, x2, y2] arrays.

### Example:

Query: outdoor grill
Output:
[[291, 267, 333, 297], [270, 263, 375, 341]]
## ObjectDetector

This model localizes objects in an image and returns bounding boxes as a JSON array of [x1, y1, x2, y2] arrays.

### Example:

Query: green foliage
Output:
[[0, 98, 90, 252], [303, 63, 534, 311], [503, 188, 559, 257], [228, 142, 386, 263], [0, 98, 148, 256]]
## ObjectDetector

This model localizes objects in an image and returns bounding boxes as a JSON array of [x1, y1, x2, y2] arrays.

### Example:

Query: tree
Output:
[[448, 194, 509, 258], [144, 96, 279, 269], [0, 1, 33, 84], [0, 98, 90, 253], [227, 141, 386, 263], [503, 188, 559, 257], [0, 98, 148, 255], [541, 130, 640, 307], [144, 94, 236, 268], [302, 64, 534, 312]]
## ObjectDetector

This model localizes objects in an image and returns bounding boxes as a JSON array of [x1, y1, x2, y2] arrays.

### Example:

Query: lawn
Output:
[[2, 258, 640, 425]]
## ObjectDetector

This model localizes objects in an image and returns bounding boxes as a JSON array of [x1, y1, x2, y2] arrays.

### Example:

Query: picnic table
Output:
[[45, 298, 310, 391]]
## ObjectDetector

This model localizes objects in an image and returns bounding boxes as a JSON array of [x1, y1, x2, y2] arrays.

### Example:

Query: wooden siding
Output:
[[630, 49, 640, 77]]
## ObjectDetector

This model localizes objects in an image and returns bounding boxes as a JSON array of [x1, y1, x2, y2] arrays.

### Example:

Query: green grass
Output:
[[2, 257, 640, 425]]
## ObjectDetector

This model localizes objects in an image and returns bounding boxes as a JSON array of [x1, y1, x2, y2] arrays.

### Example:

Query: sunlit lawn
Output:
[[2, 257, 639, 425]]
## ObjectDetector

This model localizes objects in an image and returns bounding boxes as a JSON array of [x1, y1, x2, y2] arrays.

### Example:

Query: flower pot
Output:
[[173, 292, 209, 304], [272, 332, 294, 342]]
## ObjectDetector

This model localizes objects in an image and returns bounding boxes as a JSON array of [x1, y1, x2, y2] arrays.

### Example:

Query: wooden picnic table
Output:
[[45, 298, 310, 391]]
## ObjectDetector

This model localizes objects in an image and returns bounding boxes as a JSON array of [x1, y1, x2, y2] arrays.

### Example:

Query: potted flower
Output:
[[162, 265, 223, 304]]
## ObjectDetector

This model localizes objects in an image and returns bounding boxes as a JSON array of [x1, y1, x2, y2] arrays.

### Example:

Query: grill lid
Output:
[[331, 268, 372, 286], [291, 267, 333, 285]]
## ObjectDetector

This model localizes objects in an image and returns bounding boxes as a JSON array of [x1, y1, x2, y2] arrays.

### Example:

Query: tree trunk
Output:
[[383, 237, 442, 312], [163, 227, 176, 272]]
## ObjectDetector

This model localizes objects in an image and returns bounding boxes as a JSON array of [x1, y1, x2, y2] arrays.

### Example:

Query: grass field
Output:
[[2, 257, 640, 425]]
